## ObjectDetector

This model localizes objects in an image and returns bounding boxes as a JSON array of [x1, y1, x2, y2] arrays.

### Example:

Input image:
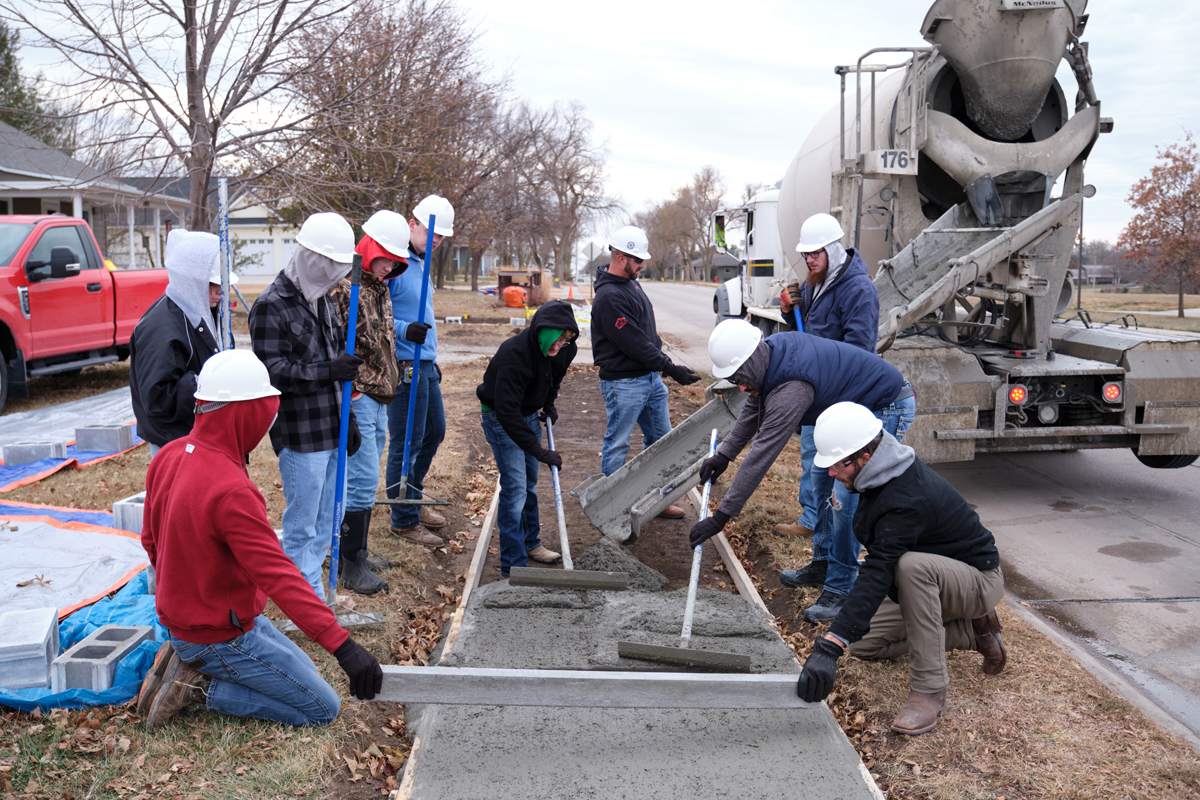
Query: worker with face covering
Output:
[[249, 212, 363, 601], [130, 229, 222, 456], [208, 268, 239, 350]]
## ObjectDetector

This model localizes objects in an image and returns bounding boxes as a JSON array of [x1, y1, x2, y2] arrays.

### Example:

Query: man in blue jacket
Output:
[[591, 225, 700, 519], [385, 195, 454, 547]]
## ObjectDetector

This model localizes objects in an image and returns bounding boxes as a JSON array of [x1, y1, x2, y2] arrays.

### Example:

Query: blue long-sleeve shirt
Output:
[[389, 246, 438, 362]]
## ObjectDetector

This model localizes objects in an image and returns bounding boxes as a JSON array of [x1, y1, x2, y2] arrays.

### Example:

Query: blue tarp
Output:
[[0, 499, 114, 527], [0, 430, 144, 493]]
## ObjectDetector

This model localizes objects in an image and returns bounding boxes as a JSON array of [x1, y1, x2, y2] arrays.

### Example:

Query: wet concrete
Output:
[[573, 538, 668, 593]]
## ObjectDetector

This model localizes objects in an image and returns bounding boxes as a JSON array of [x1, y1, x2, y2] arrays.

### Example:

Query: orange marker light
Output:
[[1009, 385, 1027, 405], [1102, 382, 1122, 403]]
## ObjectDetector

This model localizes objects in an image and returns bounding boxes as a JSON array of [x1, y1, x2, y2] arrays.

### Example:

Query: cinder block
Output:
[[74, 424, 134, 453], [0, 607, 60, 690], [2, 441, 67, 466], [113, 491, 145, 536], [51, 625, 155, 693], [509, 317, 527, 327], [444, 316, 463, 324]]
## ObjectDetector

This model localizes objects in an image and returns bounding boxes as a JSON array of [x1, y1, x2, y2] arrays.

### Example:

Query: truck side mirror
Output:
[[713, 213, 727, 255], [49, 246, 81, 279]]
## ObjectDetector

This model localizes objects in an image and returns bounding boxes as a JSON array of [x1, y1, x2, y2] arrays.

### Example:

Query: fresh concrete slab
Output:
[[2, 441, 67, 466], [0, 607, 59, 690], [74, 424, 134, 453], [51, 625, 154, 693]]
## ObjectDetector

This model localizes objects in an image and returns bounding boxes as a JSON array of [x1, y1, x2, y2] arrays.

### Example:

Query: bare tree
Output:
[[675, 165, 727, 281]]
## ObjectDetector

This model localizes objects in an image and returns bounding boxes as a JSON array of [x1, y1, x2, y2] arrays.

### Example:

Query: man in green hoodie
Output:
[[476, 301, 579, 578]]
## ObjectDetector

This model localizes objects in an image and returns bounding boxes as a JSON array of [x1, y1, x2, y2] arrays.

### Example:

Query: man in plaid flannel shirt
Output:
[[250, 212, 363, 601]]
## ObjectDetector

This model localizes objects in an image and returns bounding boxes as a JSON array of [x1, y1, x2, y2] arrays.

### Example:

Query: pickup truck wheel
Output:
[[1133, 452, 1199, 469], [0, 351, 8, 416]]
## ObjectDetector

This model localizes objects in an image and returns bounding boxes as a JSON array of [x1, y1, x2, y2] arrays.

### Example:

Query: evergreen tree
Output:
[[0, 21, 71, 151]]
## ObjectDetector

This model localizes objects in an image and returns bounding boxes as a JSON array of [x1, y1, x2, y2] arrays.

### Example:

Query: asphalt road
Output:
[[642, 280, 1200, 747]]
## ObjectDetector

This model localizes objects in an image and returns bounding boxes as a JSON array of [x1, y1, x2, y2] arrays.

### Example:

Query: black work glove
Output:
[[797, 637, 844, 703], [664, 362, 701, 386], [346, 415, 361, 457], [334, 638, 383, 700], [688, 509, 731, 547], [327, 353, 364, 383], [786, 282, 803, 308], [539, 403, 558, 425], [699, 453, 730, 484], [405, 322, 432, 344], [535, 448, 562, 470]]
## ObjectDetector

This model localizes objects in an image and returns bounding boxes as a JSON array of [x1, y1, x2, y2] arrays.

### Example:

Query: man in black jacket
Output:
[[591, 225, 699, 518], [130, 230, 222, 455], [795, 402, 1007, 736], [477, 301, 578, 577]]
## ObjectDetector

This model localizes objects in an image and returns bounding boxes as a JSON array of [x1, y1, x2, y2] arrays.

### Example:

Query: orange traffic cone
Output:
[[567, 284, 575, 300]]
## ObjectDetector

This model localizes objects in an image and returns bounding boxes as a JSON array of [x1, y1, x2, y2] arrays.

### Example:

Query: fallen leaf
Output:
[[134, 754, 146, 768]]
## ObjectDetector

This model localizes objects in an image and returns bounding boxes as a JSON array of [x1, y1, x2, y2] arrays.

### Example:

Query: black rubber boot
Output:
[[339, 510, 388, 595], [365, 552, 392, 572]]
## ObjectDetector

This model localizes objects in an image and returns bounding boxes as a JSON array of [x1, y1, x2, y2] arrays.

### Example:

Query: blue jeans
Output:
[[386, 361, 446, 528], [170, 615, 340, 727], [481, 410, 543, 576], [599, 373, 671, 476], [347, 394, 388, 513], [279, 447, 339, 601], [806, 386, 917, 596]]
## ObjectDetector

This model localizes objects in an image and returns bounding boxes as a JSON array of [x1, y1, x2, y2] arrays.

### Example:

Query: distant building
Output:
[[1068, 264, 1120, 285]]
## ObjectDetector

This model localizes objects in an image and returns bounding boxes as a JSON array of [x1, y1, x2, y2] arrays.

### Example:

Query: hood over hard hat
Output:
[[164, 230, 219, 327], [355, 234, 408, 281], [285, 216, 354, 314], [192, 350, 281, 462]]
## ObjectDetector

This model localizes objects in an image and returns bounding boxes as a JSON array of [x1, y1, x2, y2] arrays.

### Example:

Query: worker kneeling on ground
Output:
[[137, 350, 383, 730], [794, 402, 1006, 736], [476, 301, 579, 578]]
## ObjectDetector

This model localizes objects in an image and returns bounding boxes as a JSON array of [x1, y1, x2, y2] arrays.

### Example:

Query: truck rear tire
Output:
[[1133, 452, 1199, 469]]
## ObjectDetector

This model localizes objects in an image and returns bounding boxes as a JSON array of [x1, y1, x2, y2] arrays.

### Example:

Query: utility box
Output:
[[51, 625, 155, 693], [497, 268, 552, 306], [0, 607, 60, 690], [2, 441, 67, 466], [74, 424, 134, 453]]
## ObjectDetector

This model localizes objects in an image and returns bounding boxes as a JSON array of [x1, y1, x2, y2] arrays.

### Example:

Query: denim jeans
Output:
[[599, 373, 671, 476], [386, 361, 446, 528], [278, 447, 339, 601], [481, 410, 543, 576], [347, 394, 388, 513], [170, 615, 341, 727], [806, 385, 918, 596]]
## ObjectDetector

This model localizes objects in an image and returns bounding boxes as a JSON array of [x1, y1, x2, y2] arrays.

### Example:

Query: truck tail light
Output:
[[1008, 385, 1028, 405], [1102, 382, 1122, 403]]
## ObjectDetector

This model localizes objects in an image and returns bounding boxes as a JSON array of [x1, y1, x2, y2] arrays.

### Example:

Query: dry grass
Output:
[[1078, 290, 1200, 313]]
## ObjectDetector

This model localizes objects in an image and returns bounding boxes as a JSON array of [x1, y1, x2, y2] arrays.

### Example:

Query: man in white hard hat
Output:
[[328, 211, 409, 594], [592, 225, 700, 518], [208, 268, 239, 349], [130, 230, 222, 456], [137, 350, 383, 731], [775, 212, 914, 627], [385, 195, 453, 545], [689, 319, 911, 559], [795, 402, 1005, 737], [249, 212, 364, 600]]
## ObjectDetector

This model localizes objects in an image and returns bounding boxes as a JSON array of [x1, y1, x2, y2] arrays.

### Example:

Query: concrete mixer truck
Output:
[[713, 0, 1200, 468]]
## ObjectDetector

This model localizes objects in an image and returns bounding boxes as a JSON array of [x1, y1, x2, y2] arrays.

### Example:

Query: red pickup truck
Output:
[[0, 215, 167, 413]]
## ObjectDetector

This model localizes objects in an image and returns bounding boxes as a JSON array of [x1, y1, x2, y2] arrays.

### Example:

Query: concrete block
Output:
[[112, 491, 145, 536], [51, 625, 154, 693], [509, 317, 526, 327], [2, 441, 67, 466], [74, 424, 134, 453], [444, 316, 463, 324], [0, 608, 60, 690]]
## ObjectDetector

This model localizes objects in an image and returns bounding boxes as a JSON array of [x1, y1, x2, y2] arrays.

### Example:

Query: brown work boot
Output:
[[658, 504, 686, 520], [419, 507, 447, 529], [773, 522, 814, 538], [390, 525, 444, 547], [972, 608, 1007, 675], [889, 688, 947, 736], [145, 652, 209, 731], [527, 545, 561, 564], [136, 640, 174, 717]]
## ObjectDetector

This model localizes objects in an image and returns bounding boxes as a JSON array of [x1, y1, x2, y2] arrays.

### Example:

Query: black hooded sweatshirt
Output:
[[590, 267, 670, 380], [476, 301, 579, 455]]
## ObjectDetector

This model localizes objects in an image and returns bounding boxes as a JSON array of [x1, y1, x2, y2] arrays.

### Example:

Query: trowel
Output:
[[617, 428, 752, 672], [509, 418, 628, 590]]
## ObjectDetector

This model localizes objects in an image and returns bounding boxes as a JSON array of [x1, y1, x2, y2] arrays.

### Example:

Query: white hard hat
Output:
[[362, 210, 412, 259], [296, 212, 355, 263], [209, 269, 239, 286], [795, 213, 845, 254], [709, 319, 763, 379], [813, 402, 883, 469], [195, 350, 281, 402], [608, 225, 651, 261], [412, 195, 455, 237]]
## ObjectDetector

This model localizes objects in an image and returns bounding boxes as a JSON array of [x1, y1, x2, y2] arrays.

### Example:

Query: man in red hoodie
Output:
[[137, 350, 382, 730]]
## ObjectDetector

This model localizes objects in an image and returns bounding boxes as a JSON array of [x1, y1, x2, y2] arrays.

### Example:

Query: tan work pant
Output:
[[848, 551, 1004, 693]]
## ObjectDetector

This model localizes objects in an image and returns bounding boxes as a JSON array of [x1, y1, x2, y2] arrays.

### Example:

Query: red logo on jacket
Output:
[[615, 317, 627, 329]]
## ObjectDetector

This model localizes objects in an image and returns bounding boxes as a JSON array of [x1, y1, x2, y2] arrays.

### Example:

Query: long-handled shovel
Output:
[[510, 418, 628, 590], [327, 254, 362, 608], [617, 428, 752, 671]]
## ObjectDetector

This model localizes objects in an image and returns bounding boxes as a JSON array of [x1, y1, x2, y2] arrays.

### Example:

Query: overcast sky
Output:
[[456, 0, 1199, 254]]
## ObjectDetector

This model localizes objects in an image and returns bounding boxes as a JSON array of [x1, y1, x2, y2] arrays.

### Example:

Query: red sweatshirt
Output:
[[142, 393, 349, 654]]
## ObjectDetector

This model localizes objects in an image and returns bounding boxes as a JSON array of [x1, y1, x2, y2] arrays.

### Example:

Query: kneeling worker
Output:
[[795, 402, 1006, 735], [476, 301, 579, 578], [137, 350, 383, 730]]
